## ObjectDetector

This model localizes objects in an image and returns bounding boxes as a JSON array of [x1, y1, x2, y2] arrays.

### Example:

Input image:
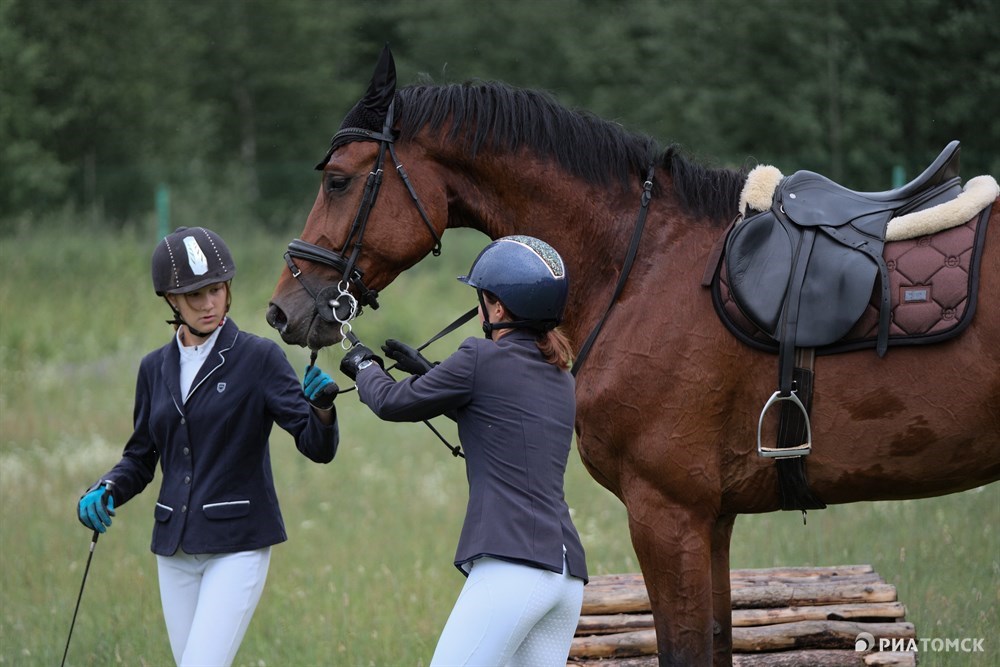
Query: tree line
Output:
[[2, 0, 997, 231]]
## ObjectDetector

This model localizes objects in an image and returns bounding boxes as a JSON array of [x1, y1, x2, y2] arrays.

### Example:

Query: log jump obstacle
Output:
[[569, 565, 918, 666]]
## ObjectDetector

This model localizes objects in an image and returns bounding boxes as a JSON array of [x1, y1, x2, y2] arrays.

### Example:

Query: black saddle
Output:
[[724, 141, 964, 460], [728, 141, 962, 356]]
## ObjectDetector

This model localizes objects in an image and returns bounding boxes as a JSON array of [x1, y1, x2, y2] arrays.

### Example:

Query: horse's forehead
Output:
[[323, 139, 381, 171]]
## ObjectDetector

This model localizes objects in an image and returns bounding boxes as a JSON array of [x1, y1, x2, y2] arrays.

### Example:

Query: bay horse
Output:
[[267, 48, 1000, 666]]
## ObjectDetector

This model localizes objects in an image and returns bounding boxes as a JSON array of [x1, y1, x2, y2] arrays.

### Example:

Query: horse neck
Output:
[[443, 153, 660, 346]]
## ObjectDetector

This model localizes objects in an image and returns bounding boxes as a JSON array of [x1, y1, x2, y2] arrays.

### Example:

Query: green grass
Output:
[[1, 222, 996, 666]]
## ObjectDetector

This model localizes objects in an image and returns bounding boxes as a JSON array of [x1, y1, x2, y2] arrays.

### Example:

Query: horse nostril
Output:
[[266, 304, 287, 333]]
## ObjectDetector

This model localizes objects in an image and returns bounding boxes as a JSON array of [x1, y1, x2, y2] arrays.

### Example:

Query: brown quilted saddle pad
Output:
[[712, 205, 992, 354]]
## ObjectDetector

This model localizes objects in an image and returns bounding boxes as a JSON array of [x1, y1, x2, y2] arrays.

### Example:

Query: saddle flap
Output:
[[794, 232, 879, 346], [725, 210, 793, 336], [724, 210, 882, 347]]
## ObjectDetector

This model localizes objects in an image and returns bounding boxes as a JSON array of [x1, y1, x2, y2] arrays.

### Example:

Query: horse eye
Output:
[[325, 174, 350, 194]]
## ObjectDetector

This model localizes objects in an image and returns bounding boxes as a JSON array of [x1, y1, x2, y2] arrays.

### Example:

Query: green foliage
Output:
[[0, 0, 72, 210], [2, 0, 997, 230]]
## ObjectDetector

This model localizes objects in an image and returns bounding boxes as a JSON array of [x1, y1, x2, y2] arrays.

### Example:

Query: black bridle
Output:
[[283, 100, 442, 326]]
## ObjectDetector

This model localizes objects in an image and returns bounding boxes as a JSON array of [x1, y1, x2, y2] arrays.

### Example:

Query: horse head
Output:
[[267, 45, 446, 350]]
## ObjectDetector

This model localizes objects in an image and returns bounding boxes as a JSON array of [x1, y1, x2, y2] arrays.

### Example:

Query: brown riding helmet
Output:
[[151, 227, 236, 296]]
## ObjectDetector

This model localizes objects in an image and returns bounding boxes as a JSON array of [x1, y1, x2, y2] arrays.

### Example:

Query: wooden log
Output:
[[732, 601, 907, 626], [576, 613, 655, 635], [730, 565, 875, 579], [573, 601, 907, 636], [568, 657, 657, 667], [731, 582, 897, 609], [583, 581, 898, 615], [730, 649, 915, 666], [863, 652, 917, 666], [586, 573, 647, 587], [569, 629, 657, 659], [732, 649, 869, 666], [585, 566, 876, 589], [732, 621, 915, 652], [567, 650, 916, 667], [731, 573, 884, 589], [581, 585, 653, 615]]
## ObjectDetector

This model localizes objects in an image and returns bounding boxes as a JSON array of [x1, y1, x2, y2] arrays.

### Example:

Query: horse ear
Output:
[[361, 43, 397, 115], [320, 44, 398, 166]]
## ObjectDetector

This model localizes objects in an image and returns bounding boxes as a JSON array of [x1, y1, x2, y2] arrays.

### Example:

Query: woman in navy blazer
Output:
[[76, 227, 340, 667], [342, 236, 588, 667]]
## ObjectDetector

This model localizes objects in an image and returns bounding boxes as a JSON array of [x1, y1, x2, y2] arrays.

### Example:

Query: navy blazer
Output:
[[94, 319, 338, 556], [356, 330, 587, 583]]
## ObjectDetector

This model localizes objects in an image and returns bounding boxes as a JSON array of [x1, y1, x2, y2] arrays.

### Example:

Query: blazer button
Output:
[[184, 476, 191, 484], [181, 505, 187, 513], [183, 447, 190, 456], [180, 417, 186, 425]]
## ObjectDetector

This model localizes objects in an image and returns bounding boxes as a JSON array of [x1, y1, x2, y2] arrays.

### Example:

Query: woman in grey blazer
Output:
[[342, 236, 587, 667]]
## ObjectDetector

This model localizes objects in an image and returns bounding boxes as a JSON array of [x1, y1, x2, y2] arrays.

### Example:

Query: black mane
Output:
[[397, 81, 744, 223]]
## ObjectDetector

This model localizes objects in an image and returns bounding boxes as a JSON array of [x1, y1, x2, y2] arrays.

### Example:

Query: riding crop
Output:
[[61, 530, 100, 667]]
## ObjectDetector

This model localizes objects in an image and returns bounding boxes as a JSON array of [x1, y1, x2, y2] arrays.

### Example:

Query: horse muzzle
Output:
[[266, 299, 347, 349]]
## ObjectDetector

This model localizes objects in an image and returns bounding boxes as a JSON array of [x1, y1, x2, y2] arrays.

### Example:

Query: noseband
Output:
[[283, 100, 442, 327]]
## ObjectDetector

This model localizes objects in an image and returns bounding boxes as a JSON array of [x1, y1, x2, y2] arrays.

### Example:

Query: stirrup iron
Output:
[[757, 390, 812, 458]]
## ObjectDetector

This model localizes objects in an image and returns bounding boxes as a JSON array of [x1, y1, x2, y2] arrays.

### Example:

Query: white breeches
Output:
[[156, 547, 271, 667], [430, 554, 584, 667]]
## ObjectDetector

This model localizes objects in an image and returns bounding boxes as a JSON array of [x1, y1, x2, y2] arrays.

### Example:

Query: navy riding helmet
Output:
[[459, 235, 568, 336]]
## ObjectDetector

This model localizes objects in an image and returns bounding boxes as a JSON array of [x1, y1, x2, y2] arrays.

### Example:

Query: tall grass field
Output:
[[1, 221, 996, 666]]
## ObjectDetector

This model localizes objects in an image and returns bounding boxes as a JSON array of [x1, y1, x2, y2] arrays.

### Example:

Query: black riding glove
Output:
[[382, 339, 437, 376], [340, 344, 383, 382]]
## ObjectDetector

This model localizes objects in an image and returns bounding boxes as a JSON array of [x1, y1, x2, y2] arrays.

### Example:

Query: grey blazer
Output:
[[356, 330, 587, 582]]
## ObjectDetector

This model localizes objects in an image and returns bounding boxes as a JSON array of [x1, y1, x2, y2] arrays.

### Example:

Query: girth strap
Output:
[[775, 350, 826, 512]]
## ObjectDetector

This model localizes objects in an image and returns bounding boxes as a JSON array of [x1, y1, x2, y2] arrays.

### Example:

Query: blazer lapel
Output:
[[161, 337, 185, 414], [188, 319, 239, 399]]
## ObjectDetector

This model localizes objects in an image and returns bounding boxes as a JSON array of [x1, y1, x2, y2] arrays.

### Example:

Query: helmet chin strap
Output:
[[477, 290, 494, 339], [163, 297, 221, 339], [163, 283, 231, 339], [165, 312, 214, 338], [477, 290, 549, 338]]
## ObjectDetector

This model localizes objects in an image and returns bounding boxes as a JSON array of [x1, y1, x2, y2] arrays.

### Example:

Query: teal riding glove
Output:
[[303, 365, 339, 410], [78, 486, 115, 533]]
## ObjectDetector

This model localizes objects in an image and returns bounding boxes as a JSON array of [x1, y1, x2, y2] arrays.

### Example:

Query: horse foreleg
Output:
[[626, 494, 716, 666], [711, 514, 736, 667]]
